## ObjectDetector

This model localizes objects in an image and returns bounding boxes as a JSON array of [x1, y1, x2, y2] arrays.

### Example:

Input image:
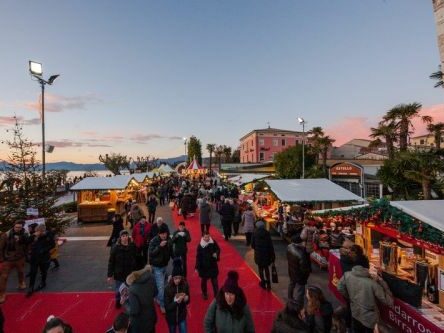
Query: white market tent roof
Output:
[[187, 158, 204, 170], [132, 172, 155, 182], [390, 200, 444, 232], [228, 173, 270, 186], [70, 175, 136, 191], [264, 178, 365, 203], [158, 164, 175, 174]]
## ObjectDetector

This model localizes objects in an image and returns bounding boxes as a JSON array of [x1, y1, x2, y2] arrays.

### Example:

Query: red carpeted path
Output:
[[172, 207, 283, 333]]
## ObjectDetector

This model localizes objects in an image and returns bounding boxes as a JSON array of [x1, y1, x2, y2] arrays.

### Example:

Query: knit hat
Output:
[[120, 229, 129, 237], [159, 223, 169, 234], [172, 257, 184, 277], [291, 233, 303, 244], [255, 221, 265, 229], [222, 270, 240, 294]]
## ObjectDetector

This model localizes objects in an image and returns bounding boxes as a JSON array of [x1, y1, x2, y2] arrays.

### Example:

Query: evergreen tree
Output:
[[0, 119, 70, 233], [274, 145, 315, 179], [187, 136, 202, 164]]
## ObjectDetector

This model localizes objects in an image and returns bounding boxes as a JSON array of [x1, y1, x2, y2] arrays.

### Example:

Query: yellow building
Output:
[[410, 131, 444, 147]]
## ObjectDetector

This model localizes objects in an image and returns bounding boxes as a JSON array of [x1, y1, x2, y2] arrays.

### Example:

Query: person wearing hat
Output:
[[107, 229, 137, 308], [148, 223, 173, 314], [251, 220, 275, 290], [204, 270, 255, 333], [164, 258, 190, 333], [172, 221, 191, 277], [287, 234, 311, 305]]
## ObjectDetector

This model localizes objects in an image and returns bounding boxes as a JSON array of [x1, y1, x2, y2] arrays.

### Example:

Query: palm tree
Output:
[[430, 65, 444, 88], [223, 146, 232, 163], [307, 126, 325, 165], [318, 135, 335, 176], [370, 121, 398, 159], [427, 122, 444, 149], [215, 145, 224, 172], [206, 144, 216, 174]]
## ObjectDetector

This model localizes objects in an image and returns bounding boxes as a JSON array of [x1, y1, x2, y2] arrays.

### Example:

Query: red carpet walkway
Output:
[[172, 208, 283, 333]]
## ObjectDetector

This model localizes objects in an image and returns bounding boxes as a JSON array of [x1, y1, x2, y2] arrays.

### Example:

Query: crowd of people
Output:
[[0, 174, 395, 333]]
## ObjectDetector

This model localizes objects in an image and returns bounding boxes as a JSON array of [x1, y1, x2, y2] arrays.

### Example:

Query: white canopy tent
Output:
[[158, 164, 175, 174], [70, 175, 137, 191], [227, 173, 270, 186], [390, 200, 444, 232], [132, 172, 155, 183], [264, 179, 365, 203]]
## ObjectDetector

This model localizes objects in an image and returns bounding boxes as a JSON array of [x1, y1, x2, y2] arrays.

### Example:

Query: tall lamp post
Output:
[[29, 61, 59, 178], [183, 137, 188, 162], [298, 117, 306, 179]]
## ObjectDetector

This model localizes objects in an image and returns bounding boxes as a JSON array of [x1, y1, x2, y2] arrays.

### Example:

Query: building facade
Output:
[[433, 0, 444, 67], [239, 127, 305, 163], [410, 131, 444, 148]]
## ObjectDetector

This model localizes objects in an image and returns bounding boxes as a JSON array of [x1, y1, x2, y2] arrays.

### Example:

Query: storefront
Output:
[[70, 175, 141, 223], [321, 200, 444, 332], [227, 173, 271, 202]]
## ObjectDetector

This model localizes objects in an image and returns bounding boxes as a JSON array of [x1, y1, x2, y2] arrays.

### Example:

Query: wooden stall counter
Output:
[[78, 201, 112, 222]]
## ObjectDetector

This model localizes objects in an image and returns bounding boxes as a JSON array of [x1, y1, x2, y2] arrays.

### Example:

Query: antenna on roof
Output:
[[267, 121, 270, 129]]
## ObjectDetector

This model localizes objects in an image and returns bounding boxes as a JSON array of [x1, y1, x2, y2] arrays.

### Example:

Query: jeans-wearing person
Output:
[[114, 280, 123, 304], [288, 280, 305, 305], [200, 224, 210, 236], [168, 320, 187, 333], [153, 266, 167, 308]]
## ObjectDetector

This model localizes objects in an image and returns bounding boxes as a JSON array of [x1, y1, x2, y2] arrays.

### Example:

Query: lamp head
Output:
[[298, 117, 305, 124], [48, 74, 60, 85], [29, 61, 43, 76], [183, 137, 187, 142]]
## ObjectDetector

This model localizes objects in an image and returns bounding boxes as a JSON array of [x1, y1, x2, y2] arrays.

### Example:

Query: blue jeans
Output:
[[153, 266, 166, 308], [115, 280, 123, 303], [169, 320, 187, 333]]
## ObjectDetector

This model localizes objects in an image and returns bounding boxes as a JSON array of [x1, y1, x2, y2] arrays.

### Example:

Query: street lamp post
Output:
[[183, 137, 188, 162], [298, 117, 306, 179], [29, 61, 59, 178]]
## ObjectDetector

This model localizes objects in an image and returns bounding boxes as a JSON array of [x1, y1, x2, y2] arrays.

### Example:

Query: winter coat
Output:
[[107, 242, 137, 281], [127, 266, 158, 333], [219, 203, 235, 223], [300, 226, 317, 253], [0, 229, 30, 262], [164, 279, 190, 325], [132, 221, 152, 249], [150, 223, 170, 240], [329, 231, 344, 249], [287, 243, 311, 284], [204, 299, 255, 333], [129, 205, 143, 223], [29, 232, 55, 264], [305, 301, 333, 333], [337, 266, 392, 329], [180, 195, 193, 214], [242, 211, 256, 234], [251, 227, 275, 267], [200, 202, 212, 225], [147, 196, 158, 212], [172, 229, 191, 256], [271, 310, 309, 333], [148, 235, 173, 268], [195, 239, 220, 279], [107, 218, 124, 247]]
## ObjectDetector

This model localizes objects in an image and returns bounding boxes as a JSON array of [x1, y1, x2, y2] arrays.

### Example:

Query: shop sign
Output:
[[330, 163, 362, 177], [24, 217, 45, 232], [26, 207, 39, 216], [380, 299, 443, 333]]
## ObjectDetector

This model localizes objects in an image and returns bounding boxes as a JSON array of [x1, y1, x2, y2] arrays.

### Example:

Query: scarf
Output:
[[200, 237, 214, 248]]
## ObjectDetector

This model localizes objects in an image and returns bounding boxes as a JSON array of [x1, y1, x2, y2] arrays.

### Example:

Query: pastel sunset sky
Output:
[[1, 1, 443, 163]]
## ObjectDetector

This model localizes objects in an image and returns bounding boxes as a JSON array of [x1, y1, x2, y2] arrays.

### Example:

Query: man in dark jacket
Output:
[[148, 224, 173, 313], [146, 194, 158, 224], [107, 230, 137, 308], [287, 234, 311, 305], [0, 220, 30, 303], [218, 199, 235, 240], [199, 198, 212, 236], [26, 224, 55, 297], [251, 221, 275, 290], [149, 217, 170, 240], [172, 221, 191, 277]]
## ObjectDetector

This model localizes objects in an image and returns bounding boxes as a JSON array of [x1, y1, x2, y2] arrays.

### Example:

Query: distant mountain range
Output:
[[0, 155, 187, 171]]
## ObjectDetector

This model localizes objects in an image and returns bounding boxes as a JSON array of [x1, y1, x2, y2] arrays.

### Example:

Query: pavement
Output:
[[7, 203, 338, 307]]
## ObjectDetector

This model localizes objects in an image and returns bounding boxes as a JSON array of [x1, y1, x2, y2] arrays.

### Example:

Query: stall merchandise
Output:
[[316, 199, 444, 332]]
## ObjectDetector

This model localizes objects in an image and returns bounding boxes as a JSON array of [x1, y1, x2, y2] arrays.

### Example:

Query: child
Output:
[[172, 221, 191, 277]]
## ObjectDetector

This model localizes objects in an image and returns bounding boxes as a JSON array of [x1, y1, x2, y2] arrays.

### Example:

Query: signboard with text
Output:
[[330, 162, 362, 177]]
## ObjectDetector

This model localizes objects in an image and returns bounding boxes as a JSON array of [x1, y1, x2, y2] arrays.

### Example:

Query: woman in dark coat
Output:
[[251, 220, 275, 290], [195, 232, 220, 300], [107, 214, 124, 247], [126, 265, 158, 333]]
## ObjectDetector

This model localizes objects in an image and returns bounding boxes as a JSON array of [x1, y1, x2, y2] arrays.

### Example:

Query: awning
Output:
[[390, 200, 444, 232], [70, 175, 137, 191], [264, 178, 365, 203], [227, 173, 270, 186]]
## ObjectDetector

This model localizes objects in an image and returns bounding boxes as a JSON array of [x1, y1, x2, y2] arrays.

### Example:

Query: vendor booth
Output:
[[183, 157, 206, 179], [259, 179, 365, 232], [227, 173, 271, 201], [317, 200, 444, 333], [70, 175, 140, 222]]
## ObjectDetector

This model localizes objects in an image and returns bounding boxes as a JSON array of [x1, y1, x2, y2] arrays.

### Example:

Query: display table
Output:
[[328, 251, 444, 333], [78, 201, 112, 222]]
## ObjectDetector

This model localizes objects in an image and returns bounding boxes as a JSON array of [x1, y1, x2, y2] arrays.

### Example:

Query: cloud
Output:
[[129, 134, 182, 143], [412, 104, 444, 136], [24, 93, 102, 113], [0, 116, 40, 127], [46, 140, 111, 148], [325, 117, 373, 146]]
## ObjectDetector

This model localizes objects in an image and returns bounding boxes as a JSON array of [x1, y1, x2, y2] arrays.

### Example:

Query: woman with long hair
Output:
[[304, 286, 333, 333]]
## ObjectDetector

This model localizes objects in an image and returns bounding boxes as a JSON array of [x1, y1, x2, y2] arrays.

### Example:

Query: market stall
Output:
[[318, 200, 444, 332], [260, 179, 365, 232], [183, 157, 206, 179], [70, 175, 140, 222]]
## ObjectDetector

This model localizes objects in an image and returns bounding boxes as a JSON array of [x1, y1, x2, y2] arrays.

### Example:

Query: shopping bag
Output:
[[169, 202, 175, 209], [271, 263, 279, 283]]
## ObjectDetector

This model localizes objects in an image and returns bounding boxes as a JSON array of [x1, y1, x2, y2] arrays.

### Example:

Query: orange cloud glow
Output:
[[325, 117, 373, 146]]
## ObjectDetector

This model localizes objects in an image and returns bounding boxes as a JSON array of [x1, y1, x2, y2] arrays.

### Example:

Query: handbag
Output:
[[271, 263, 279, 283]]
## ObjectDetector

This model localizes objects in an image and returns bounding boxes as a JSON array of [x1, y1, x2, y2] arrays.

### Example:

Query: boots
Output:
[[26, 288, 34, 298], [259, 280, 266, 290], [18, 281, 27, 290], [265, 280, 271, 291], [36, 282, 46, 291]]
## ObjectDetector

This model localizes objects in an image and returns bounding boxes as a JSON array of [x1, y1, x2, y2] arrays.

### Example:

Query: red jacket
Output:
[[132, 221, 152, 248]]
